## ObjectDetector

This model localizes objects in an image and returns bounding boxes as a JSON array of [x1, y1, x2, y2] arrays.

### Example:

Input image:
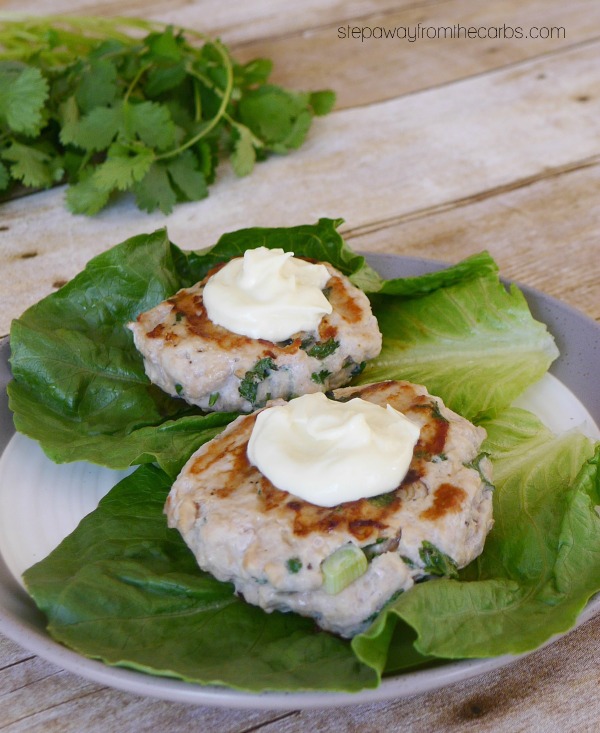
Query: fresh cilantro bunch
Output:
[[0, 16, 335, 214]]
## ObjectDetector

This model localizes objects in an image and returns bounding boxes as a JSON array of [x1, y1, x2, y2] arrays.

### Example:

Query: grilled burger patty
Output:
[[128, 260, 382, 413], [165, 380, 494, 638]]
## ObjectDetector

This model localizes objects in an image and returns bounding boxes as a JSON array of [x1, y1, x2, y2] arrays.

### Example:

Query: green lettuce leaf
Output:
[[352, 409, 600, 674], [23, 411, 600, 691], [8, 219, 373, 474], [182, 216, 381, 289], [10, 219, 597, 693], [8, 221, 557, 471], [23, 465, 377, 693], [362, 264, 559, 420], [8, 229, 236, 476]]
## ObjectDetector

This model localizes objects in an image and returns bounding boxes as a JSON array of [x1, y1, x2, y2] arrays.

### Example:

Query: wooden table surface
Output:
[[1, 1, 599, 731]]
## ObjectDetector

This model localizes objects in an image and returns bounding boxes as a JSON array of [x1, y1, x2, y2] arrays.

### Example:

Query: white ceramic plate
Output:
[[0, 254, 599, 709]]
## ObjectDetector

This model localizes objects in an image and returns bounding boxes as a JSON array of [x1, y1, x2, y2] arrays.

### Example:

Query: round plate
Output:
[[0, 254, 599, 709]]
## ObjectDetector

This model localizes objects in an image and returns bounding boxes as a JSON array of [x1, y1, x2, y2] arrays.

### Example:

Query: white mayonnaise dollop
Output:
[[247, 392, 421, 507], [202, 247, 333, 341]]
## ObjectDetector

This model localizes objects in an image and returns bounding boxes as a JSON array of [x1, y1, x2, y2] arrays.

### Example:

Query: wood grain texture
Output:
[[233, 0, 597, 109], [3, 617, 600, 732], [346, 160, 600, 320], [0, 0, 599, 730], [1, 40, 598, 334], [0, 0, 435, 44]]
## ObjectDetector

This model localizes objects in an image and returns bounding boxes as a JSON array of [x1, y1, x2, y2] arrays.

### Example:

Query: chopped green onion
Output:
[[321, 544, 367, 594]]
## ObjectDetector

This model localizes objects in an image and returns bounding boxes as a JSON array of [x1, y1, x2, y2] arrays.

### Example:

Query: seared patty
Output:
[[128, 260, 382, 413], [165, 380, 494, 637]]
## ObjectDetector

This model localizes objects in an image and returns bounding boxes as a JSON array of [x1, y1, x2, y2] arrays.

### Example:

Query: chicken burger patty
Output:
[[165, 380, 494, 638], [128, 260, 382, 413]]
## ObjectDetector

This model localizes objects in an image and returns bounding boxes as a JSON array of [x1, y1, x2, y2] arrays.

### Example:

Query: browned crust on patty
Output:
[[169, 380, 465, 543], [140, 261, 361, 356]]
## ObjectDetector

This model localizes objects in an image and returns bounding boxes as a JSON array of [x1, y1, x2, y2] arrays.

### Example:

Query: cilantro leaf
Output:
[[239, 358, 278, 405], [2, 141, 63, 188], [144, 62, 187, 97], [133, 163, 177, 214], [58, 96, 80, 146], [75, 58, 118, 113], [230, 124, 257, 177], [196, 140, 218, 185], [145, 27, 183, 63], [0, 62, 48, 135], [311, 370, 331, 384], [309, 90, 336, 116], [166, 151, 208, 201], [92, 143, 155, 192], [419, 541, 459, 579], [238, 58, 273, 86], [281, 111, 313, 151], [65, 171, 111, 215], [0, 16, 335, 214], [238, 85, 315, 152], [62, 104, 122, 152], [0, 160, 10, 191], [306, 338, 340, 359], [127, 101, 177, 151]]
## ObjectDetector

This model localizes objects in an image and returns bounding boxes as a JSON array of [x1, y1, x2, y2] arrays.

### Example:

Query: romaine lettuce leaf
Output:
[[7, 229, 237, 476], [7, 220, 376, 473], [362, 272, 559, 420], [22, 410, 600, 691], [23, 464, 377, 693], [352, 409, 600, 673], [7, 220, 558, 472], [11, 220, 598, 692]]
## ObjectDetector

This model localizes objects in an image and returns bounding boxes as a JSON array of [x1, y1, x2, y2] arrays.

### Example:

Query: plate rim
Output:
[[0, 251, 599, 709]]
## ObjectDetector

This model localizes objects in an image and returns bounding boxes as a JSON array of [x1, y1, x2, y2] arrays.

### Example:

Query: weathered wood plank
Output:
[[0, 660, 99, 729], [0, 0, 434, 45], [233, 0, 597, 109], [3, 615, 599, 732], [346, 160, 600, 320], [3, 695, 287, 733], [0, 652, 55, 699], [0, 660, 291, 732], [0, 635, 34, 673], [2, 0, 594, 107], [1, 41, 598, 334], [275, 616, 600, 733]]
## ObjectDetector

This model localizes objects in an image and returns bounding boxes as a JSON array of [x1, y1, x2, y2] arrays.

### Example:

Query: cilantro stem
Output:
[[123, 62, 151, 103], [185, 65, 214, 91], [185, 64, 262, 147], [155, 40, 234, 161], [0, 15, 333, 214], [192, 80, 202, 123], [0, 16, 146, 66]]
